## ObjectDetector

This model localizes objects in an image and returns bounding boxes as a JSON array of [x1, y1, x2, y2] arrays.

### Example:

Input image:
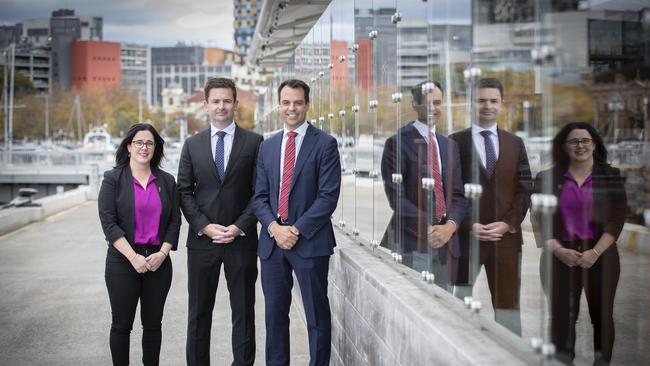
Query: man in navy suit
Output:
[[253, 79, 341, 366], [380, 80, 467, 289]]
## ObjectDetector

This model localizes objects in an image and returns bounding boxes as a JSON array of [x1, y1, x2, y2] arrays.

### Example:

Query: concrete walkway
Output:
[[0, 201, 309, 365]]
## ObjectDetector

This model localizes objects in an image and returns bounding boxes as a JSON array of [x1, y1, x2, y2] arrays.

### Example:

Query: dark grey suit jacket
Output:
[[177, 124, 263, 250]]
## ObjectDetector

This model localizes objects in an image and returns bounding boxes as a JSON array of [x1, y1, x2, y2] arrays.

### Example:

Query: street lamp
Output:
[[608, 96, 624, 144]]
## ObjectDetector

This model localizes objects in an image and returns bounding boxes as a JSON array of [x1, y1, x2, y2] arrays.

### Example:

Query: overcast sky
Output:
[[1, 0, 235, 49]]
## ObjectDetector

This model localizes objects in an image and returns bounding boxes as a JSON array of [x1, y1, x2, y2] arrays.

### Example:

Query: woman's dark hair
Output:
[[551, 121, 607, 170], [115, 123, 165, 169]]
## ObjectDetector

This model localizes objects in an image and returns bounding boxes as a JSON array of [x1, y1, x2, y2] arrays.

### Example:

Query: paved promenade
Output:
[[0, 201, 308, 365]]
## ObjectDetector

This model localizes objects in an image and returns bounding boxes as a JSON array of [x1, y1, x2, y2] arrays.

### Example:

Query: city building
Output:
[[50, 9, 103, 89], [120, 43, 151, 106], [151, 45, 232, 107], [71, 40, 120, 90], [233, 0, 262, 66], [13, 45, 52, 94]]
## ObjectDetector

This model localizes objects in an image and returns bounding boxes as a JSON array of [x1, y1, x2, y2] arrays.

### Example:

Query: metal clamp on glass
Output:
[[470, 300, 481, 314], [352, 105, 360, 113], [391, 92, 402, 103], [338, 55, 346, 63], [338, 110, 346, 117], [391, 252, 402, 264], [318, 116, 325, 124], [350, 43, 359, 53], [369, 30, 378, 40], [422, 177, 436, 191], [338, 220, 346, 228], [464, 183, 483, 200], [421, 81, 436, 94], [463, 67, 482, 82], [530, 337, 543, 353], [531, 193, 558, 215], [369, 239, 379, 248], [318, 71, 324, 78], [328, 63, 334, 69], [368, 171, 379, 179], [368, 100, 378, 109], [531, 45, 556, 65], [391, 12, 402, 24], [392, 173, 403, 184], [327, 113, 334, 120], [421, 271, 434, 284], [463, 296, 473, 309], [352, 228, 360, 236], [541, 343, 556, 358]]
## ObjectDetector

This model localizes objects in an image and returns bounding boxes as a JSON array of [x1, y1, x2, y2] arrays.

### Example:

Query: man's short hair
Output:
[[204, 77, 237, 102], [411, 80, 443, 105], [477, 78, 504, 100], [278, 79, 310, 104]]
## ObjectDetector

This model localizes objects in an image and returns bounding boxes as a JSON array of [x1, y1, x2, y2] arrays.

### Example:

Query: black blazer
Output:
[[98, 165, 181, 250], [532, 163, 627, 246], [177, 125, 263, 250]]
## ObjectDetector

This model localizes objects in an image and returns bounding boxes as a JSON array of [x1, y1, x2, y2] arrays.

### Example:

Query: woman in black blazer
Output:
[[98, 123, 181, 366], [533, 122, 626, 365]]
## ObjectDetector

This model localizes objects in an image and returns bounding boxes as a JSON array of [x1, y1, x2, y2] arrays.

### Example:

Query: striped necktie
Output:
[[278, 131, 297, 221], [429, 132, 446, 222]]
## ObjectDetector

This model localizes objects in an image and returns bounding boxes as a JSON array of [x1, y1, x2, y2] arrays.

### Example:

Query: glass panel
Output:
[[354, 0, 375, 245]]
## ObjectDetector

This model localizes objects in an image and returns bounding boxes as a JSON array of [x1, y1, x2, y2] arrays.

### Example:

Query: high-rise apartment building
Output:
[[233, 0, 262, 65], [121, 43, 151, 105]]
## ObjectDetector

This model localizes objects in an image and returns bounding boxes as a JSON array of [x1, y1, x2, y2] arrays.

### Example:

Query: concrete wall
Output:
[[0, 186, 90, 236], [290, 231, 543, 366]]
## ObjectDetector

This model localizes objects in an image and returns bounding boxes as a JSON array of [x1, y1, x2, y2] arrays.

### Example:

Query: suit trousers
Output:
[[186, 246, 258, 366], [541, 240, 620, 365], [261, 247, 331, 366], [104, 245, 172, 366]]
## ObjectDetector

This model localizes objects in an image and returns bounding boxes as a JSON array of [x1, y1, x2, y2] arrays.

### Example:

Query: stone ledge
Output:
[[0, 186, 90, 236]]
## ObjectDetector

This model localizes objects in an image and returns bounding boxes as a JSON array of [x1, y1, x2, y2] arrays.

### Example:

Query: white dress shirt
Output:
[[471, 123, 500, 169], [210, 121, 236, 172]]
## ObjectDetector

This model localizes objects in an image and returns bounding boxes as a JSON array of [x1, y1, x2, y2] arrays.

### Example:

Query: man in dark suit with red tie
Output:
[[253, 79, 341, 366], [178, 77, 263, 365], [450, 77, 532, 335], [380, 80, 467, 290]]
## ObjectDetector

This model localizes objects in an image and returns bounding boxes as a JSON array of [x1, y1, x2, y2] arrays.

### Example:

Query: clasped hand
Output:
[[203, 224, 241, 244], [428, 222, 454, 248], [472, 221, 510, 242], [270, 222, 300, 250]]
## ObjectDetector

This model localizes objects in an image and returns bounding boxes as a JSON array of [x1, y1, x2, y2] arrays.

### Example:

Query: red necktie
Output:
[[429, 132, 446, 221], [278, 131, 297, 221]]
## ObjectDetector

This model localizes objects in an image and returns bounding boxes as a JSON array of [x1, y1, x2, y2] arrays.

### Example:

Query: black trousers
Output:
[[186, 247, 258, 366], [105, 245, 172, 366], [541, 240, 620, 365]]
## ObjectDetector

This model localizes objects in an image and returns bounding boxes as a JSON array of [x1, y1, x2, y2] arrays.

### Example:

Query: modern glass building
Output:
[[250, 0, 650, 364]]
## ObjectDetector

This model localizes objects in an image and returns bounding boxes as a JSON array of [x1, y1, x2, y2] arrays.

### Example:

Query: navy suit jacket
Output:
[[253, 123, 341, 260], [380, 122, 467, 257]]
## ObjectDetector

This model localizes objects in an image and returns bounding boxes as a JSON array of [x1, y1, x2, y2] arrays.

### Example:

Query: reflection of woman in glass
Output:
[[98, 123, 181, 365], [533, 122, 626, 365]]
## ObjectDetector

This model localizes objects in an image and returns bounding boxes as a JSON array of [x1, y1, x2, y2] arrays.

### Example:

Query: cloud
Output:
[[0, 0, 234, 47]]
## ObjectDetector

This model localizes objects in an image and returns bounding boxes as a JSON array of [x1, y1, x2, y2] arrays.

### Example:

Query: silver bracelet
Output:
[[592, 248, 600, 257]]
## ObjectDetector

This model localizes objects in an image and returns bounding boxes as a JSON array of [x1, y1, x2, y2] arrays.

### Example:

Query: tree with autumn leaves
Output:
[[1, 79, 258, 142]]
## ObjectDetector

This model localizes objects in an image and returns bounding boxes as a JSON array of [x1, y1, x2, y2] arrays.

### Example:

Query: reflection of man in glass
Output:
[[450, 78, 532, 335], [380, 80, 466, 289]]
